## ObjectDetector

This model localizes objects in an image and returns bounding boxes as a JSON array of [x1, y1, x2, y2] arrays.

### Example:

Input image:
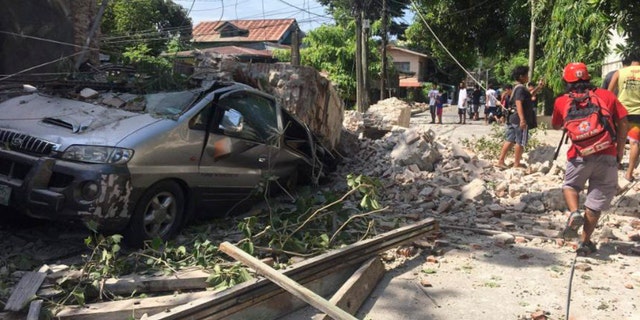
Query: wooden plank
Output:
[[218, 242, 357, 320], [54, 262, 357, 320], [4, 271, 46, 311], [313, 257, 385, 320], [103, 268, 210, 295], [26, 299, 42, 320], [54, 291, 214, 320], [221, 264, 358, 320], [146, 218, 438, 320]]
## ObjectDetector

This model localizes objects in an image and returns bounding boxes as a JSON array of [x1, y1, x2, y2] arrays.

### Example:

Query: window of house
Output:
[[394, 62, 411, 72], [219, 25, 248, 38]]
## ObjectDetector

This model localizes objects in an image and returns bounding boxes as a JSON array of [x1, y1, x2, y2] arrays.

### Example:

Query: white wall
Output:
[[602, 29, 627, 75]]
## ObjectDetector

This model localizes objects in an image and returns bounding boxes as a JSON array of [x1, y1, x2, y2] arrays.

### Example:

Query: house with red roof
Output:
[[192, 19, 301, 51], [174, 19, 302, 63]]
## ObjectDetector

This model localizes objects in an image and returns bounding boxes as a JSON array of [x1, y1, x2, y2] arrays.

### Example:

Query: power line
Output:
[[274, 0, 331, 19], [0, 51, 85, 82], [409, 0, 485, 89]]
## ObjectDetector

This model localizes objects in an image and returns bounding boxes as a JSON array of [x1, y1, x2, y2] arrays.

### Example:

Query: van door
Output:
[[195, 92, 283, 206]]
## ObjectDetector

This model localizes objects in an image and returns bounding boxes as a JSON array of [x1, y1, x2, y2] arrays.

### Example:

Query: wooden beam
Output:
[[54, 263, 358, 320], [313, 257, 385, 320], [4, 271, 46, 311], [54, 291, 214, 320], [218, 242, 357, 320], [102, 268, 210, 295], [146, 218, 437, 320], [202, 264, 357, 320], [26, 300, 43, 320]]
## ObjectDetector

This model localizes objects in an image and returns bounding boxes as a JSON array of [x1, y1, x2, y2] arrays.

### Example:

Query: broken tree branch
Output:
[[329, 206, 389, 244]]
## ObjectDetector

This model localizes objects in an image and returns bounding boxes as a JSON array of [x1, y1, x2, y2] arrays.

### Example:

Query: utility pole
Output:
[[354, 2, 364, 112], [291, 26, 300, 66], [528, 0, 536, 79], [380, 0, 388, 100], [361, 11, 370, 109]]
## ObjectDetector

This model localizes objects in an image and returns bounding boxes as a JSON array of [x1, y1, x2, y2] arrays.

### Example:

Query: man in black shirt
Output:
[[496, 66, 537, 169]]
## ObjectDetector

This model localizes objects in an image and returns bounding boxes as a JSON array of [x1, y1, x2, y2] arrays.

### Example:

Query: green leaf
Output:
[[151, 237, 163, 250], [72, 290, 85, 305], [111, 234, 123, 243]]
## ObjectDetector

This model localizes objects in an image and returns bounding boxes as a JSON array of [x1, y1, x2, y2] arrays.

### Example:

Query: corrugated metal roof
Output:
[[193, 19, 296, 43]]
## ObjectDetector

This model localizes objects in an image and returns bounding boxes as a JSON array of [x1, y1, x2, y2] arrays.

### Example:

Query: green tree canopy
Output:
[[101, 0, 192, 57]]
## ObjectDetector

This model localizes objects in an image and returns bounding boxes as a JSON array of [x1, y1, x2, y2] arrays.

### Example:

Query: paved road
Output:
[[411, 105, 565, 154]]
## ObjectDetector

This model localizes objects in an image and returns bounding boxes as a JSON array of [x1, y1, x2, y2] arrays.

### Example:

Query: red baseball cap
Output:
[[563, 62, 591, 82]]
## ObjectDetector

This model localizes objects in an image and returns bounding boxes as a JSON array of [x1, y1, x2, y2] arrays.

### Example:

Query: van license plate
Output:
[[0, 185, 11, 206]]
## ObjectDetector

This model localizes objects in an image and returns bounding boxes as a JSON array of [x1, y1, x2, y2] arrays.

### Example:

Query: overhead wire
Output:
[[408, 0, 486, 90], [274, 0, 332, 19], [0, 51, 85, 82], [0, 0, 331, 82]]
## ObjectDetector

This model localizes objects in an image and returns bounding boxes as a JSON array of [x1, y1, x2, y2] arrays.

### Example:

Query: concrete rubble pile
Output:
[[338, 99, 640, 249]]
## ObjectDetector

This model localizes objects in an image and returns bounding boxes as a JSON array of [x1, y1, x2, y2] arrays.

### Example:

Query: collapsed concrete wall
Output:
[[216, 61, 344, 150]]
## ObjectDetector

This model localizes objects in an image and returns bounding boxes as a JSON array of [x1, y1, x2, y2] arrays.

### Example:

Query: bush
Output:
[[460, 123, 547, 160]]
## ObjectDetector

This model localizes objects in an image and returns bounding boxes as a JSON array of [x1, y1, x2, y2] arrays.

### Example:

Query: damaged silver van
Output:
[[0, 81, 333, 245]]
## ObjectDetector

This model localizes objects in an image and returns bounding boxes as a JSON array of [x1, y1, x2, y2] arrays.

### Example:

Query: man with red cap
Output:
[[552, 62, 629, 256]]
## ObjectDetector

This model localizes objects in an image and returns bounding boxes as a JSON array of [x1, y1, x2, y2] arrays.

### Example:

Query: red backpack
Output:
[[563, 91, 616, 157]]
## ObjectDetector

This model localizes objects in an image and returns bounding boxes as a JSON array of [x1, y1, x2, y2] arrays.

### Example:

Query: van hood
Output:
[[0, 93, 160, 149]]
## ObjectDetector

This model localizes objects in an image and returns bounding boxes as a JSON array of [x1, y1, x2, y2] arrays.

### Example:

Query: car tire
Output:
[[125, 181, 185, 247]]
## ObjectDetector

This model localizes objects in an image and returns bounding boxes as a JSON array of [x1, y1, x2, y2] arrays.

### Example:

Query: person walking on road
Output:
[[496, 66, 536, 169], [471, 84, 482, 121], [457, 82, 468, 124], [603, 57, 630, 94], [485, 84, 499, 125], [608, 53, 640, 182], [553, 62, 628, 256], [428, 83, 439, 124]]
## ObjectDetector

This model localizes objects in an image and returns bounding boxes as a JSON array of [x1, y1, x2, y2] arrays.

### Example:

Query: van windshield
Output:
[[145, 90, 201, 116]]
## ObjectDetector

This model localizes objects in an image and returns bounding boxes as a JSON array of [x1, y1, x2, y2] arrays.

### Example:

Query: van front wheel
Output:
[[125, 181, 185, 247]]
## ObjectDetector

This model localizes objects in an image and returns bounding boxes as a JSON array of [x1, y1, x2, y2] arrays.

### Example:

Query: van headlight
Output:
[[61, 145, 134, 164]]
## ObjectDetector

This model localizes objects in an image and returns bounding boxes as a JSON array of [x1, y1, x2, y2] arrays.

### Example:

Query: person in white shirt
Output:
[[457, 82, 468, 124], [485, 84, 499, 125], [427, 83, 439, 124]]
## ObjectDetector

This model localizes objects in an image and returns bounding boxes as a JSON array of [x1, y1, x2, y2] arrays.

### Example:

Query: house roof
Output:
[[399, 78, 424, 87], [388, 46, 429, 58], [193, 19, 297, 43]]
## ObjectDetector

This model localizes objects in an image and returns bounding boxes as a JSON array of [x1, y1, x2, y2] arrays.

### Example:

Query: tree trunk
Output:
[[528, 0, 536, 80]]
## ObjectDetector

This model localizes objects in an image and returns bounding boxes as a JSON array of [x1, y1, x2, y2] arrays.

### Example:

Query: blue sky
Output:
[[176, 0, 415, 32], [175, 0, 333, 32]]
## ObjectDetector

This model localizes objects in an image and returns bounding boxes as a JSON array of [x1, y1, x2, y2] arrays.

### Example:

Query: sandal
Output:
[[576, 241, 597, 256], [561, 211, 584, 239], [495, 162, 508, 170]]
